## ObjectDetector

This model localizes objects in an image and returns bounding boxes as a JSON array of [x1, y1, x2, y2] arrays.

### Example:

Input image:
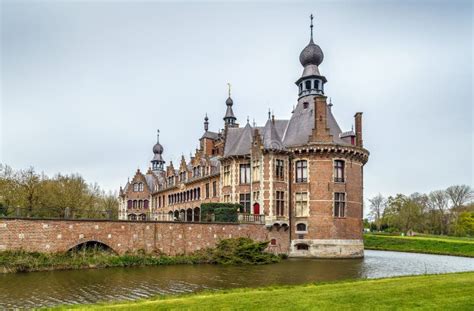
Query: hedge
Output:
[[201, 203, 242, 223]]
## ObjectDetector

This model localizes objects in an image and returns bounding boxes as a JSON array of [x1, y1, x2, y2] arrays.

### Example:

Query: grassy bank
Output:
[[0, 238, 281, 273], [364, 234, 474, 257], [53, 272, 474, 310]]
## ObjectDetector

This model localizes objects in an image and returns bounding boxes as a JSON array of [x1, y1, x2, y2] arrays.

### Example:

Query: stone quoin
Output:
[[122, 16, 368, 258]]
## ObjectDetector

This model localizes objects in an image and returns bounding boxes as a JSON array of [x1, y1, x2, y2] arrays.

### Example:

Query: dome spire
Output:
[[151, 129, 165, 171], [223, 82, 237, 127], [310, 13, 314, 41]]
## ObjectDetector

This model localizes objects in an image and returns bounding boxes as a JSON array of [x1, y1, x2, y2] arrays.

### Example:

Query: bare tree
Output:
[[368, 194, 386, 231], [428, 190, 450, 234], [446, 185, 473, 208]]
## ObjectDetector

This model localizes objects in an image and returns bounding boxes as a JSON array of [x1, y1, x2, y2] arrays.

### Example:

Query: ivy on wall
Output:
[[201, 203, 242, 223]]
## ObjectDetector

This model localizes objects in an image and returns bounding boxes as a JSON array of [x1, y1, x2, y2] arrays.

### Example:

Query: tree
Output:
[[446, 185, 473, 208], [428, 190, 450, 235], [368, 194, 386, 231]]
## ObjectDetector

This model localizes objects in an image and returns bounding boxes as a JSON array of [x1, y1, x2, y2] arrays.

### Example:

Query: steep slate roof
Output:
[[224, 123, 253, 157], [223, 98, 350, 157], [201, 131, 219, 140], [262, 119, 286, 151]]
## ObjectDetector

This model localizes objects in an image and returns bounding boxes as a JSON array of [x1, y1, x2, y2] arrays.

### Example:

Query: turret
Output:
[[151, 129, 165, 171]]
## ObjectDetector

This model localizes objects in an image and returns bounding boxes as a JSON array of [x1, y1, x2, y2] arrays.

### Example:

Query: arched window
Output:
[[305, 80, 311, 90], [127, 200, 132, 209], [296, 223, 307, 232], [144, 200, 149, 209], [296, 243, 309, 250], [313, 80, 319, 89], [133, 200, 137, 208]]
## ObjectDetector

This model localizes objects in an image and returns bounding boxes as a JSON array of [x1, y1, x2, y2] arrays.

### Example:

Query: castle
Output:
[[119, 17, 369, 258]]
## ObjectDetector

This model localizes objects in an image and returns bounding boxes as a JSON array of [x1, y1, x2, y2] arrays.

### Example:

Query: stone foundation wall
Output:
[[289, 239, 364, 258], [0, 219, 289, 255]]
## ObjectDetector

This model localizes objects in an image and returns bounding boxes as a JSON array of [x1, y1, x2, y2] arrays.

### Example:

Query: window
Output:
[[296, 243, 309, 250], [240, 163, 250, 184], [138, 183, 144, 192], [276, 191, 285, 216], [305, 80, 311, 90], [144, 200, 149, 209], [167, 176, 174, 186], [239, 193, 251, 213], [303, 102, 309, 109], [127, 200, 132, 209], [334, 160, 345, 182], [252, 160, 260, 182], [296, 223, 307, 232], [193, 166, 200, 178], [295, 192, 308, 217], [334, 192, 346, 217], [133, 183, 139, 192], [212, 181, 217, 197], [224, 194, 230, 203], [314, 80, 319, 89], [275, 159, 284, 179], [179, 171, 186, 182], [205, 183, 210, 198], [299, 83, 302, 92], [223, 165, 231, 186], [270, 239, 277, 246], [253, 191, 260, 201], [295, 160, 308, 183]]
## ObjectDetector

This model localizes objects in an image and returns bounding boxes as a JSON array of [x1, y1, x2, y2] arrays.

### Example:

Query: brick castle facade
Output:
[[119, 18, 369, 258]]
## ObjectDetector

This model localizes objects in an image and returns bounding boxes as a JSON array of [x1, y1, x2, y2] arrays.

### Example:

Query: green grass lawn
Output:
[[52, 272, 474, 310], [364, 234, 474, 257]]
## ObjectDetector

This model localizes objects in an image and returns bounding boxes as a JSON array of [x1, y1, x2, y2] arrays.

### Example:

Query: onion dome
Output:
[[299, 38, 324, 67], [225, 97, 233, 105]]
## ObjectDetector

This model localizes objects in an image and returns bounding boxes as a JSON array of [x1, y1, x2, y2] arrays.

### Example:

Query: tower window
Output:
[[334, 192, 346, 218], [295, 160, 308, 183], [296, 223, 307, 232], [303, 102, 309, 109], [334, 160, 345, 182], [299, 83, 303, 92], [314, 80, 319, 89], [305, 80, 311, 90]]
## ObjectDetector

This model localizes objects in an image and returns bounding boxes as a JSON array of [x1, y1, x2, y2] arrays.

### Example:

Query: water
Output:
[[1, 250, 473, 309]]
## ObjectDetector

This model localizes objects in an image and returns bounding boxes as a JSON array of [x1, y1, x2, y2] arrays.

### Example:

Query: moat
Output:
[[1, 250, 474, 309]]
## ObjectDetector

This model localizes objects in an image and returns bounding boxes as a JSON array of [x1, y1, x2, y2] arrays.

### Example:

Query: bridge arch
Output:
[[67, 240, 118, 254]]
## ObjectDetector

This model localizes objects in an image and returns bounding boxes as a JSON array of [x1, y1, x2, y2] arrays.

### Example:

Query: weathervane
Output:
[[227, 82, 231, 97]]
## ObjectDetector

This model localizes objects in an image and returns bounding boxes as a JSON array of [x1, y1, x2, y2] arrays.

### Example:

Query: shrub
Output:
[[201, 203, 242, 223]]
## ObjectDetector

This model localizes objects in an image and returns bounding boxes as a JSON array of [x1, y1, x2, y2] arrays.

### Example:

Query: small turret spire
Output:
[[310, 13, 314, 41], [157, 129, 160, 143], [204, 113, 209, 132]]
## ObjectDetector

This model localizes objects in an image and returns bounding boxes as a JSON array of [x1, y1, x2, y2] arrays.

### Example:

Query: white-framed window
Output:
[[295, 160, 308, 183], [252, 160, 260, 182], [334, 160, 345, 183], [239, 193, 251, 213], [334, 192, 346, 218], [275, 159, 284, 180], [224, 194, 230, 203], [295, 192, 308, 217], [223, 165, 231, 186], [276, 191, 285, 216], [240, 163, 250, 184]]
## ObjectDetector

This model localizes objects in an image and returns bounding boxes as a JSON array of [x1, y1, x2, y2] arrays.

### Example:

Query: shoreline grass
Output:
[[364, 234, 474, 257], [0, 238, 281, 273], [51, 272, 474, 310]]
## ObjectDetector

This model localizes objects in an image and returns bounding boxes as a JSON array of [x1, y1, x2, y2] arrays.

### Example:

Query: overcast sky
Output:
[[1, 0, 472, 202]]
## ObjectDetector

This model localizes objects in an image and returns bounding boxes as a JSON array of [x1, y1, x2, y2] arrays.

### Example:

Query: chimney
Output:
[[354, 112, 363, 147], [310, 96, 332, 142]]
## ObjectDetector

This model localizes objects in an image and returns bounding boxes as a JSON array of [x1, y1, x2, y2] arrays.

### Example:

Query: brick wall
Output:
[[0, 219, 289, 255]]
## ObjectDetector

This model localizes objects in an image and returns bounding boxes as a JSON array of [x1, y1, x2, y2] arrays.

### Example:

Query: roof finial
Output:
[[268, 108, 271, 120], [247, 116, 250, 124], [227, 82, 231, 98], [328, 97, 333, 109], [310, 13, 314, 41], [157, 129, 160, 143]]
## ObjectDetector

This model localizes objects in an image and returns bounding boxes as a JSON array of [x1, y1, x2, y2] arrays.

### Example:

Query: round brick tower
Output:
[[286, 15, 369, 258]]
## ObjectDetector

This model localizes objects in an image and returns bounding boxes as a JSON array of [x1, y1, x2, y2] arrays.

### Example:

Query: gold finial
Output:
[[227, 82, 231, 97]]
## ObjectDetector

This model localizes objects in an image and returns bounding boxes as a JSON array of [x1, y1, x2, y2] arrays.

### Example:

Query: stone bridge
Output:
[[0, 218, 289, 255]]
